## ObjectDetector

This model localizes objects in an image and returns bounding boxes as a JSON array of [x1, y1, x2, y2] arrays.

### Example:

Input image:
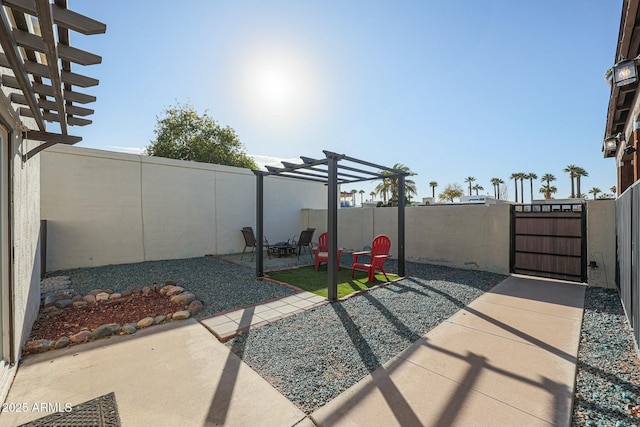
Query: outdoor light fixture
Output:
[[613, 59, 638, 86], [603, 135, 619, 154], [624, 145, 637, 155]]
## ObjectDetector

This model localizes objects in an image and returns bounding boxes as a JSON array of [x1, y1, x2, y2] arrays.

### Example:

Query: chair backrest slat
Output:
[[241, 227, 256, 246], [371, 235, 391, 266], [298, 228, 315, 246], [317, 232, 328, 252]]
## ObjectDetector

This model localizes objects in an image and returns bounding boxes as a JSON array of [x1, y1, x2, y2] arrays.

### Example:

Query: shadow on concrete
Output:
[[205, 306, 255, 425]]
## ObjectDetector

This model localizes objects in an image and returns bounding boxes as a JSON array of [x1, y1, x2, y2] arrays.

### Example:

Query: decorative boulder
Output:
[[171, 293, 195, 307], [172, 311, 191, 320], [136, 317, 154, 329], [23, 339, 54, 354], [70, 330, 92, 343], [91, 323, 121, 339]]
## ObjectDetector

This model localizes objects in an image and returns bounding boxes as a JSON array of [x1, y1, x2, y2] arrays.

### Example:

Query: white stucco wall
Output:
[[303, 204, 512, 274], [40, 145, 326, 271], [11, 137, 41, 363], [586, 200, 616, 289]]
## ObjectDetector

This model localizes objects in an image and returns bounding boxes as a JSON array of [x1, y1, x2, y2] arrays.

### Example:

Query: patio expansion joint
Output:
[[475, 299, 583, 321], [443, 319, 579, 360]]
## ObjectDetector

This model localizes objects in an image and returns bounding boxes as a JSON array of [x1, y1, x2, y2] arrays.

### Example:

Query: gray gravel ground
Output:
[[47, 257, 640, 422], [572, 287, 640, 427], [225, 261, 505, 414], [45, 256, 295, 318]]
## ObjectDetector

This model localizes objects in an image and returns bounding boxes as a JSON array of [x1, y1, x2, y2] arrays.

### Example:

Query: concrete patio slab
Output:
[[311, 353, 555, 427], [0, 319, 306, 427], [311, 275, 585, 427], [449, 299, 583, 353]]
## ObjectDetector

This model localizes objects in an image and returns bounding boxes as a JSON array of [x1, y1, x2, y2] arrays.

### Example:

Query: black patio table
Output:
[[269, 242, 296, 257]]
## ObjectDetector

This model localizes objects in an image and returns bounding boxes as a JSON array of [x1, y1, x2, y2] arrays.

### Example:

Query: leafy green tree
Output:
[[438, 183, 464, 203], [429, 181, 438, 198], [146, 102, 257, 169], [464, 176, 476, 196]]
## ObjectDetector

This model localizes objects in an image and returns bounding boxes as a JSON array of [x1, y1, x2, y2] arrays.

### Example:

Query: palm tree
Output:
[[539, 185, 557, 199], [369, 191, 376, 201], [464, 176, 476, 196], [380, 164, 417, 206], [525, 173, 537, 203], [350, 189, 357, 206], [359, 189, 365, 205], [518, 173, 526, 203], [563, 165, 578, 198], [610, 185, 617, 196], [574, 167, 588, 198], [541, 173, 556, 186], [472, 184, 484, 195], [429, 181, 438, 198], [509, 173, 520, 203], [490, 178, 501, 199], [374, 178, 390, 204], [588, 187, 601, 199], [496, 178, 505, 199]]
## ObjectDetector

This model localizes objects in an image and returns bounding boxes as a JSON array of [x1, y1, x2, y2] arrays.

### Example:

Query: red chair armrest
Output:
[[352, 250, 370, 263]]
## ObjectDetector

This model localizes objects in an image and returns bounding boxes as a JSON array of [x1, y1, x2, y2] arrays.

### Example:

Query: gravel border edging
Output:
[[572, 287, 640, 426]]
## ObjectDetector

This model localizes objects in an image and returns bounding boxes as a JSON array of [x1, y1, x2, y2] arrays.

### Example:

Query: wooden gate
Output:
[[510, 203, 586, 282]]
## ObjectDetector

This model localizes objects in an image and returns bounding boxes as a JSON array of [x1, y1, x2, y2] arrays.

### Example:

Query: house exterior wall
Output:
[[303, 204, 512, 274], [11, 138, 41, 361], [40, 145, 326, 271], [586, 199, 616, 289], [0, 89, 42, 403]]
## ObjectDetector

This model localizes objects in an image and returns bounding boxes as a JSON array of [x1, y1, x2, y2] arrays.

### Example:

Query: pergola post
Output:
[[398, 175, 406, 277], [255, 172, 264, 278], [327, 153, 339, 301]]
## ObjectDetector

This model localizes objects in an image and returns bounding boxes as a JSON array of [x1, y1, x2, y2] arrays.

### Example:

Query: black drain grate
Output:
[[19, 392, 121, 427]]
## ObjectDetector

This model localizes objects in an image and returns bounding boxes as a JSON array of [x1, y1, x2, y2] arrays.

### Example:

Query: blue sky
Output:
[[69, 1, 622, 202]]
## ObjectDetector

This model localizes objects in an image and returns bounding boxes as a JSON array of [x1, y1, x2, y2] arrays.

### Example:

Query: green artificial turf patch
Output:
[[267, 266, 396, 298]]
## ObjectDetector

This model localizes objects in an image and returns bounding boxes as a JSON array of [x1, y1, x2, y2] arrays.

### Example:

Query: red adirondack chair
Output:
[[351, 235, 391, 283], [312, 232, 342, 271]]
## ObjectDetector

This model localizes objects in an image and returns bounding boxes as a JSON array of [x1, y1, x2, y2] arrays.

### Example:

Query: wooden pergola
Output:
[[253, 150, 410, 301], [0, 0, 105, 160]]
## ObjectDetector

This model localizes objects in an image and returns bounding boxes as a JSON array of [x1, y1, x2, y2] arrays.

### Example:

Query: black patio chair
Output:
[[289, 228, 315, 259], [240, 227, 270, 261]]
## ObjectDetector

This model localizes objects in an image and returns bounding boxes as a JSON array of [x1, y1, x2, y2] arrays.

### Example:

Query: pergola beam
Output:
[[36, 0, 67, 134], [3, 0, 106, 35], [23, 131, 82, 160], [0, 7, 46, 130]]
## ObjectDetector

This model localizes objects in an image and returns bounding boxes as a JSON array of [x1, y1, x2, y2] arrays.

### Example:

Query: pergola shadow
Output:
[[254, 150, 411, 301]]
